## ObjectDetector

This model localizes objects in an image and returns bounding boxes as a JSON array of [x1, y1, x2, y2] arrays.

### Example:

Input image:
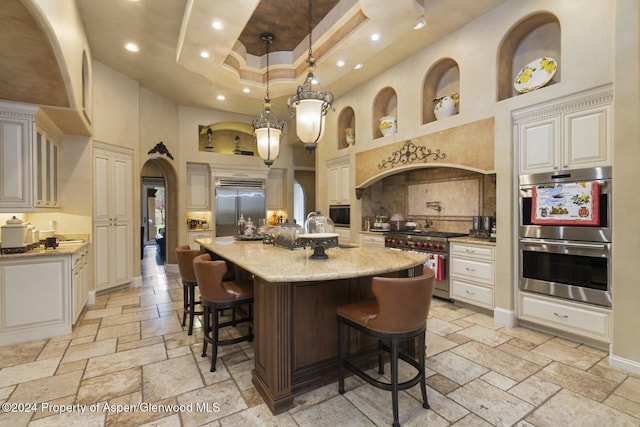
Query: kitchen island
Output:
[[196, 237, 428, 414]]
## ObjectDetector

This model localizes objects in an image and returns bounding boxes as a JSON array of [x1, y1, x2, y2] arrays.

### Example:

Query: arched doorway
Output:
[[141, 157, 178, 265]]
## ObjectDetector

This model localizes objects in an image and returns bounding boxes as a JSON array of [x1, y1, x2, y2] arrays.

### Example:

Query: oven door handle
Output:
[[519, 238, 610, 250]]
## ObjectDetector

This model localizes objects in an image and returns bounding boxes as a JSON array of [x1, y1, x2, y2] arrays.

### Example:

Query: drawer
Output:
[[519, 292, 611, 342], [450, 243, 494, 260], [451, 278, 494, 309], [450, 256, 494, 284]]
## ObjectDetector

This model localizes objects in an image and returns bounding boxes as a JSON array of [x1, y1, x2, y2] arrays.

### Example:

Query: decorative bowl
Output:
[[379, 116, 397, 137]]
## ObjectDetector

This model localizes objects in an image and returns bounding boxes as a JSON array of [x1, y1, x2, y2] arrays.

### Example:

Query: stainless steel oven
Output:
[[519, 238, 611, 307], [518, 166, 612, 307], [329, 205, 350, 227]]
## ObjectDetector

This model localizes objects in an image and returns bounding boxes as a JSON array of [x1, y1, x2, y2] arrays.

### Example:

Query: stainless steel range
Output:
[[385, 231, 468, 299]]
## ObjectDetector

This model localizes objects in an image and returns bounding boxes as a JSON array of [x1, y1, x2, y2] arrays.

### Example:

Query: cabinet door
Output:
[[327, 167, 339, 205], [339, 165, 350, 204], [564, 105, 611, 169], [0, 116, 31, 209], [518, 116, 560, 174], [187, 165, 210, 210], [266, 169, 283, 210]]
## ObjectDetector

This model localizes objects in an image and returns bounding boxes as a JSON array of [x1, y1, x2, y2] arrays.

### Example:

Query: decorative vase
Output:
[[344, 128, 355, 145], [379, 116, 397, 137], [433, 93, 459, 120]]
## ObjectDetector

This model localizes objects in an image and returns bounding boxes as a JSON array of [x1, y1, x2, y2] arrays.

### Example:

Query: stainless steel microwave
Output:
[[329, 205, 350, 227]]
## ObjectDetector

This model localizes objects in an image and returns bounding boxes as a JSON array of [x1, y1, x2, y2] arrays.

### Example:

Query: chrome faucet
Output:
[[425, 201, 442, 212], [424, 219, 433, 229]]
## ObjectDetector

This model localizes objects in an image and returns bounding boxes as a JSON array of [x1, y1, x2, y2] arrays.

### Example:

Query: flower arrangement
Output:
[[571, 193, 590, 206]]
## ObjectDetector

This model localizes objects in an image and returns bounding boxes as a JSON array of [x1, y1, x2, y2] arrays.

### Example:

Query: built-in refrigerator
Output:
[[215, 179, 266, 237]]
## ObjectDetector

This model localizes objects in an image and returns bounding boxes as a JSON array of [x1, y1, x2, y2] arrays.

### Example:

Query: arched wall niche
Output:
[[422, 58, 460, 124], [372, 87, 398, 139], [497, 12, 561, 101], [337, 106, 355, 149]]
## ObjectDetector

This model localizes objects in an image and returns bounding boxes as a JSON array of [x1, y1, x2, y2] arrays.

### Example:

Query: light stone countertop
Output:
[[196, 237, 429, 282], [0, 241, 90, 259]]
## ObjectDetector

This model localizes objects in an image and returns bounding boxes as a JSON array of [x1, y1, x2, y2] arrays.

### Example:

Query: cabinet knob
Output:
[[553, 312, 568, 319]]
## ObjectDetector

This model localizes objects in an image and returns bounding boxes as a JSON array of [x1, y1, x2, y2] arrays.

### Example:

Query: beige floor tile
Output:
[[82, 306, 123, 320], [481, 371, 518, 390], [426, 331, 460, 357], [508, 375, 562, 406], [0, 357, 60, 388], [449, 412, 495, 426], [497, 325, 552, 346], [427, 317, 464, 336], [527, 388, 640, 426], [532, 339, 605, 370], [84, 343, 167, 379], [0, 384, 15, 400], [220, 403, 298, 426], [105, 394, 177, 427], [0, 340, 47, 368], [605, 393, 640, 419], [95, 321, 141, 341], [56, 359, 87, 375], [589, 359, 630, 383], [496, 342, 552, 367], [615, 376, 640, 403], [61, 337, 117, 364], [77, 367, 142, 405], [106, 294, 142, 308], [457, 324, 511, 347], [292, 394, 375, 427], [140, 292, 173, 307], [226, 359, 254, 391], [451, 341, 541, 382], [8, 370, 83, 404], [461, 312, 502, 330], [36, 340, 70, 360], [426, 373, 460, 396], [428, 351, 488, 385], [177, 380, 248, 425], [409, 386, 469, 424], [448, 378, 534, 426], [100, 309, 159, 328], [143, 354, 203, 402], [140, 315, 183, 339], [117, 335, 164, 352], [537, 361, 618, 401], [28, 394, 76, 421]]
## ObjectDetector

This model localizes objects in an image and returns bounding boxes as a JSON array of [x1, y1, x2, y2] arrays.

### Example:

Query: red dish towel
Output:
[[426, 254, 447, 282]]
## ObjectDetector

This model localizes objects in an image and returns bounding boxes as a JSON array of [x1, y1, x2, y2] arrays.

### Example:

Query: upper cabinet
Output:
[[186, 163, 210, 211], [327, 157, 350, 205], [0, 102, 61, 212], [266, 169, 284, 210], [514, 86, 612, 174]]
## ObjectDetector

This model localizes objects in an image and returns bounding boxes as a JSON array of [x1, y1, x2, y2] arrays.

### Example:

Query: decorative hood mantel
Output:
[[355, 117, 495, 189]]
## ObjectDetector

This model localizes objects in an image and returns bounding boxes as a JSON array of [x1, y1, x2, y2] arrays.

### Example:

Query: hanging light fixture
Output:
[[252, 32, 285, 167], [287, 0, 334, 152]]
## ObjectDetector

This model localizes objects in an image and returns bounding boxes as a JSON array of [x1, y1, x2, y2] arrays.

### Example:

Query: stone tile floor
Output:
[[1, 246, 639, 426]]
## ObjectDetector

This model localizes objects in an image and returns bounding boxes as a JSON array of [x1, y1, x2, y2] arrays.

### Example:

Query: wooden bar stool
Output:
[[337, 269, 435, 427], [175, 245, 204, 335], [193, 253, 254, 372]]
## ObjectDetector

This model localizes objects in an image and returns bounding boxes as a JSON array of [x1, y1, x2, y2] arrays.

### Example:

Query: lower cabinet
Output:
[[519, 292, 611, 343], [335, 227, 351, 243], [450, 242, 495, 309], [188, 229, 214, 249], [72, 246, 90, 324], [0, 256, 71, 345]]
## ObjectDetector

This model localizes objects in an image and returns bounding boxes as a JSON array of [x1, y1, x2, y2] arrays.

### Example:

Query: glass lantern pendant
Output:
[[252, 32, 284, 167], [288, 0, 334, 152]]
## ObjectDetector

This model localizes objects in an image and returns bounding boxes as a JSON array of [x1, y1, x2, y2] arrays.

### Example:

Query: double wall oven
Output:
[[519, 166, 612, 307], [385, 231, 468, 300]]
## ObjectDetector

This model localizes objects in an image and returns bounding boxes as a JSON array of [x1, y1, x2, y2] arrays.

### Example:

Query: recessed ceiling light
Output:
[[354, 63, 363, 70], [212, 20, 223, 30], [124, 42, 139, 52], [242, 87, 250, 94], [413, 17, 426, 30], [216, 95, 226, 101], [336, 60, 345, 67], [370, 33, 380, 42], [200, 50, 210, 58]]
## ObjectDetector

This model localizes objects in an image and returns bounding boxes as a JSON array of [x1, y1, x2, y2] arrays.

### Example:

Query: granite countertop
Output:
[[196, 237, 428, 282], [0, 241, 90, 259], [448, 236, 496, 246]]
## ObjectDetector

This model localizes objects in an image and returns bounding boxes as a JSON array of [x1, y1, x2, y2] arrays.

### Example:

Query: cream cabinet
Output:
[[94, 143, 133, 291], [450, 242, 495, 310], [327, 157, 350, 205], [0, 255, 71, 345], [186, 163, 210, 210], [0, 103, 61, 211], [519, 292, 611, 343], [514, 86, 612, 175], [72, 246, 90, 324], [187, 229, 214, 250], [266, 168, 284, 210]]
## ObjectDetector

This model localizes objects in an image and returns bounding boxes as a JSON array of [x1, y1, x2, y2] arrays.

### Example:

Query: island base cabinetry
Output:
[[0, 256, 71, 345], [519, 292, 611, 343], [251, 271, 409, 414]]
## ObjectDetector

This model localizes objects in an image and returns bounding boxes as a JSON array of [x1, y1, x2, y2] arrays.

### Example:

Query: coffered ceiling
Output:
[[1, 0, 508, 118]]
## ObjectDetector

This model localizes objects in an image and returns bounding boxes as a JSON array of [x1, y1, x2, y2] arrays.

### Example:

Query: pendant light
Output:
[[287, 0, 334, 152], [252, 32, 284, 167]]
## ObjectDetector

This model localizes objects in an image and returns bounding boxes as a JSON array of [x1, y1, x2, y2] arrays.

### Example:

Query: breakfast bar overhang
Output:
[[196, 237, 428, 414]]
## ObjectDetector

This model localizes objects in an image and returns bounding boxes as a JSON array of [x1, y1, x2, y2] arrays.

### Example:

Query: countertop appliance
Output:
[[1, 216, 28, 254], [215, 179, 266, 238], [385, 231, 468, 300]]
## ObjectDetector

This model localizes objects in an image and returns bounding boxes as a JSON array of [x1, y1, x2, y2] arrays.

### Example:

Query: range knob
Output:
[[425, 243, 432, 249], [420, 242, 426, 248]]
